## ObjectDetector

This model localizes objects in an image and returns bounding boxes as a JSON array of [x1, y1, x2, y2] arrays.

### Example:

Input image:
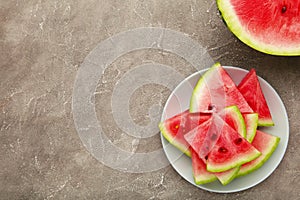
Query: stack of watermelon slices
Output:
[[159, 63, 280, 186]]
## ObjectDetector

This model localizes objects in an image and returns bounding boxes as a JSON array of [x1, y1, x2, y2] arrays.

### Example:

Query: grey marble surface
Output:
[[1, 0, 300, 199]]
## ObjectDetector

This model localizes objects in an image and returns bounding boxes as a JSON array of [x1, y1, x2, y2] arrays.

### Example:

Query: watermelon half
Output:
[[217, 0, 300, 56]]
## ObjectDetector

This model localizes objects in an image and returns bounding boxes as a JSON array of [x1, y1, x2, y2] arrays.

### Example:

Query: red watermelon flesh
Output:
[[159, 110, 211, 157], [184, 117, 215, 162], [234, 1, 300, 46], [238, 69, 274, 126], [190, 63, 253, 114], [219, 105, 246, 138], [206, 115, 261, 172], [237, 130, 280, 177]]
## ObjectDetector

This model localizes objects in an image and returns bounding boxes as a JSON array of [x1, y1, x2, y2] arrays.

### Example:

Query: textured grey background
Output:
[[1, 0, 300, 199]]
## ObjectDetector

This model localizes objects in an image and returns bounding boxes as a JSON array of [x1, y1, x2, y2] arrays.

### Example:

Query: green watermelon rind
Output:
[[193, 170, 218, 185], [159, 122, 191, 157], [189, 62, 221, 113], [237, 136, 280, 177], [257, 118, 275, 127], [215, 166, 240, 186], [217, 0, 300, 56], [243, 113, 258, 143], [207, 148, 261, 173]]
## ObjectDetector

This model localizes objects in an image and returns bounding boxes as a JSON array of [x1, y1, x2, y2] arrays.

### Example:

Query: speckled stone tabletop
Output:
[[1, 1, 300, 199]]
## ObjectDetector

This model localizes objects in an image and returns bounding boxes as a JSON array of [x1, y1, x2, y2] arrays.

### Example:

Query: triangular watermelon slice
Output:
[[219, 106, 246, 138], [191, 149, 217, 185], [238, 69, 274, 126], [185, 114, 261, 173], [185, 117, 221, 184], [190, 63, 253, 114], [186, 106, 246, 185], [206, 115, 261, 173], [184, 118, 214, 162], [237, 130, 280, 177], [159, 110, 211, 157], [213, 106, 246, 185]]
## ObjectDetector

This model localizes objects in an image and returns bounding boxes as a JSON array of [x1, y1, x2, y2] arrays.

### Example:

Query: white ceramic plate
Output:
[[160, 66, 289, 193]]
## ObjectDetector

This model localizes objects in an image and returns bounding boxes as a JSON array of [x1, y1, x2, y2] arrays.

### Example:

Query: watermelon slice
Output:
[[238, 69, 274, 126], [217, 0, 300, 56], [185, 118, 221, 184], [237, 130, 280, 177], [243, 113, 258, 143], [190, 63, 253, 114], [185, 114, 261, 173], [219, 106, 246, 138], [191, 149, 217, 184], [186, 106, 246, 185], [214, 106, 246, 185], [159, 110, 211, 157], [205, 115, 261, 173], [184, 118, 215, 161]]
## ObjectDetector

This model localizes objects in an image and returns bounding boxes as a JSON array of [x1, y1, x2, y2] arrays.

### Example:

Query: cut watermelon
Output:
[[219, 105, 246, 138], [184, 117, 215, 161], [159, 110, 211, 157], [160, 64, 281, 187], [186, 106, 246, 185], [237, 130, 280, 177], [190, 63, 253, 114], [214, 106, 246, 185], [185, 114, 261, 173], [183, 117, 218, 184], [243, 113, 258, 143], [206, 115, 261, 173], [191, 149, 217, 184], [238, 69, 274, 126], [217, 0, 300, 56]]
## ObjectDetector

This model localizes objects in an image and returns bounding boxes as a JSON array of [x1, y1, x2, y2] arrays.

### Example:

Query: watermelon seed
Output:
[[281, 6, 287, 13], [205, 155, 208, 160], [208, 104, 216, 111], [234, 138, 243, 145], [211, 133, 218, 141], [218, 147, 228, 153]]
